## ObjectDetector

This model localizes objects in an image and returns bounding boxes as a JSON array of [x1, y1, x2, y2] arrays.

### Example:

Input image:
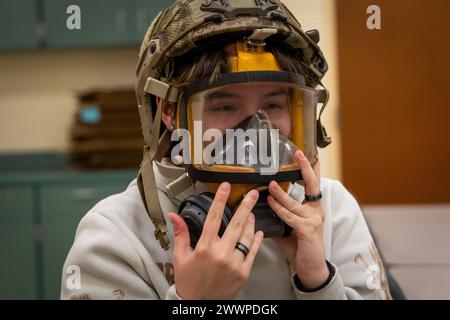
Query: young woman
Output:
[[61, 0, 391, 300]]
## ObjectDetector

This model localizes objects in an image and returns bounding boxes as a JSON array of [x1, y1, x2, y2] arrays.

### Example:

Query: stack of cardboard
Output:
[[70, 89, 143, 169]]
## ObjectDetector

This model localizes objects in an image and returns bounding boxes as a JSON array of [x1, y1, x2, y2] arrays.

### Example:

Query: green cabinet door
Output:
[[0, 0, 38, 50], [40, 180, 131, 299], [0, 184, 37, 299], [131, 0, 174, 44], [43, 0, 133, 48]]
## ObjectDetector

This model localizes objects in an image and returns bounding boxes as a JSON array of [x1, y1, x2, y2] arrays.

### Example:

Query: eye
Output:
[[211, 104, 238, 112], [263, 103, 284, 110]]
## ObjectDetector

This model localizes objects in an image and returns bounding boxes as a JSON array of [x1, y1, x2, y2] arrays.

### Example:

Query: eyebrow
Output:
[[206, 91, 240, 100], [265, 88, 287, 98], [206, 88, 287, 101]]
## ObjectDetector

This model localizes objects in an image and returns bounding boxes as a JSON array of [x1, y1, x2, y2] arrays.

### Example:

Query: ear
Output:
[[158, 97, 175, 130]]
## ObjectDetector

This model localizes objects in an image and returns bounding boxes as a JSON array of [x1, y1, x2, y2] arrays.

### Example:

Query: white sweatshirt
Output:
[[60, 161, 391, 300]]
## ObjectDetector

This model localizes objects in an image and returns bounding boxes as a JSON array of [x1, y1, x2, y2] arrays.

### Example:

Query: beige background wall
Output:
[[0, 0, 341, 180], [0, 48, 138, 152], [284, 0, 342, 181]]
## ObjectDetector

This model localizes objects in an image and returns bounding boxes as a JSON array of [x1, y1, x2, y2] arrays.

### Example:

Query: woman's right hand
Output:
[[168, 182, 264, 300]]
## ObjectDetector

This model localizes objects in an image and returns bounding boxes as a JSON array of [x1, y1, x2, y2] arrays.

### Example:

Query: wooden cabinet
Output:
[[0, 166, 136, 299], [0, 184, 37, 299], [43, 0, 131, 48], [337, 0, 450, 203], [0, 0, 173, 51], [0, 0, 38, 50]]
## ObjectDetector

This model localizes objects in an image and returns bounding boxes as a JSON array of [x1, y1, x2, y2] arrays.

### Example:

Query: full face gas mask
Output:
[[172, 41, 322, 248]]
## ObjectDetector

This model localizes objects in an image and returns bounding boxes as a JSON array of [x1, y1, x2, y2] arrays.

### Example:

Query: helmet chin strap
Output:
[[137, 101, 172, 250], [136, 76, 184, 250]]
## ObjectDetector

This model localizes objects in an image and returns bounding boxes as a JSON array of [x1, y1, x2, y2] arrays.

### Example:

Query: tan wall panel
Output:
[[0, 48, 138, 152]]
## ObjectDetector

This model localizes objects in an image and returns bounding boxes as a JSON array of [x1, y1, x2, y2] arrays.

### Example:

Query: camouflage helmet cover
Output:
[[135, 0, 329, 109]]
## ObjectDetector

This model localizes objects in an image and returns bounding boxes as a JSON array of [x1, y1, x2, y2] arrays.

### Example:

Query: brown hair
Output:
[[162, 42, 311, 153], [169, 43, 311, 88]]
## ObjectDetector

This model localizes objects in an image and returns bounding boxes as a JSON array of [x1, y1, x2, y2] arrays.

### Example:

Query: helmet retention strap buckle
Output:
[[144, 77, 179, 103]]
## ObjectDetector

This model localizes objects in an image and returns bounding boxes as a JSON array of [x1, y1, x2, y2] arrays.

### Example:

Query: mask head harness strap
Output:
[[316, 82, 332, 148]]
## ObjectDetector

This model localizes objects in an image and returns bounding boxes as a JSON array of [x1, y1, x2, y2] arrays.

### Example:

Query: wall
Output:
[[0, 48, 138, 152], [284, 0, 342, 181], [0, 0, 341, 180]]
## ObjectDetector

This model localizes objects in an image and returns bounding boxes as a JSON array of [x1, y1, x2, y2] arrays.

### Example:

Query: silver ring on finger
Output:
[[235, 241, 249, 258]]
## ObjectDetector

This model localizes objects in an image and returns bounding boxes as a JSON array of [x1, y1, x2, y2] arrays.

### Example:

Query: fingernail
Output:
[[298, 150, 307, 160], [271, 181, 279, 190], [220, 182, 230, 192], [167, 213, 176, 226], [249, 190, 259, 200]]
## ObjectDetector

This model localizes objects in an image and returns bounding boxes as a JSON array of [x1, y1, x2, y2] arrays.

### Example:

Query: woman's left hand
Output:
[[268, 150, 329, 289]]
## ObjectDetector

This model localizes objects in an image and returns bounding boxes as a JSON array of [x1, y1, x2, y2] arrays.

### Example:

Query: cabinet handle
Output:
[[70, 188, 97, 201], [136, 9, 148, 34], [115, 9, 127, 34], [34, 225, 44, 242]]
